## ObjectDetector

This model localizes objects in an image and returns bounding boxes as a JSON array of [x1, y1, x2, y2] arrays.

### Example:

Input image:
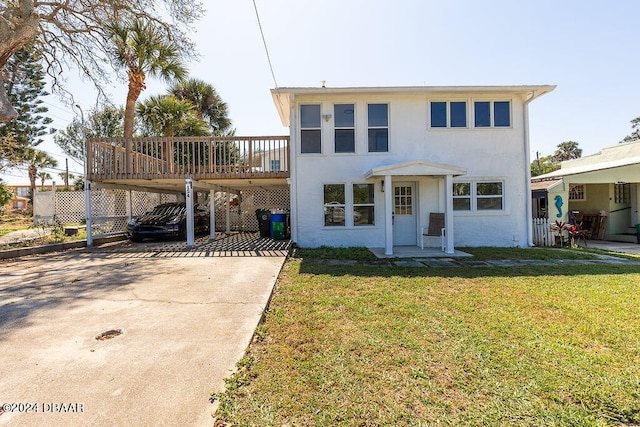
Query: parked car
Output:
[[127, 202, 209, 242]]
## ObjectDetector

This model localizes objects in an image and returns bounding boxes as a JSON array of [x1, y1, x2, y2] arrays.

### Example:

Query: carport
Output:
[[84, 136, 291, 246]]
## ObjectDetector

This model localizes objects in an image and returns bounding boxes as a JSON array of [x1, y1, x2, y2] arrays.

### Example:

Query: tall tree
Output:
[[136, 95, 209, 137], [24, 148, 57, 210], [552, 141, 582, 163], [0, 45, 53, 170], [621, 116, 640, 143], [0, 0, 203, 123], [530, 154, 559, 177], [55, 105, 125, 164], [0, 179, 12, 213], [170, 78, 232, 136], [37, 171, 51, 189], [107, 18, 188, 138]]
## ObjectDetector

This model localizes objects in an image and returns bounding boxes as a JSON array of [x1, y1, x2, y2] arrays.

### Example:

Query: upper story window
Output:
[[430, 101, 467, 128], [300, 104, 321, 154], [368, 104, 388, 152], [334, 104, 355, 153], [474, 101, 511, 128], [17, 187, 29, 197]]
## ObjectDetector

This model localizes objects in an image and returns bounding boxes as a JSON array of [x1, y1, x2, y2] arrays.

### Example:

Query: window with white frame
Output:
[[368, 104, 388, 152], [353, 184, 375, 226], [453, 180, 504, 211], [334, 104, 355, 153], [300, 104, 321, 154], [430, 101, 467, 128], [324, 184, 345, 226], [17, 187, 29, 197], [270, 159, 281, 172], [474, 101, 511, 128], [568, 184, 585, 201]]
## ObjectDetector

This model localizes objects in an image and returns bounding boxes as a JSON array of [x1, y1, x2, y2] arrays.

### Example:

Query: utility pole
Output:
[[65, 158, 69, 189]]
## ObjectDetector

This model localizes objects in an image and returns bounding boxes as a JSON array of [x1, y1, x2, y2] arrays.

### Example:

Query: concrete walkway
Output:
[[0, 249, 286, 426], [0, 228, 52, 245]]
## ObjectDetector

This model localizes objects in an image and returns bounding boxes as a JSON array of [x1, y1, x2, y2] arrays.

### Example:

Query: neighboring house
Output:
[[3, 183, 59, 212], [532, 140, 640, 242], [272, 85, 555, 254], [85, 84, 555, 253]]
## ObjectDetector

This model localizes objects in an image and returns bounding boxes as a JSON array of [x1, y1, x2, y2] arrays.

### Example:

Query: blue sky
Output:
[[3, 0, 638, 183]]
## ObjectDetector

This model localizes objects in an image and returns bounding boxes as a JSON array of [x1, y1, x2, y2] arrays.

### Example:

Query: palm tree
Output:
[[107, 18, 188, 138], [552, 141, 582, 163], [24, 148, 57, 210], [169, 78, 232, 136], [38, 171, 52, 189], [136, 95, 210, 137]]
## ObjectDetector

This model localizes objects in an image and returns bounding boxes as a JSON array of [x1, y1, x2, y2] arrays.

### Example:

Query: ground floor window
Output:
[[353, 183, 374, 225], [453, 180, 504, 212], [323, 183, 375, 227], [324, 184, 345, 226]]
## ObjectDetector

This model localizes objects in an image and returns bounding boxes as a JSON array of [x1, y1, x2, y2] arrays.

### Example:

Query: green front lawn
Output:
[[213, 259, 640, 426]]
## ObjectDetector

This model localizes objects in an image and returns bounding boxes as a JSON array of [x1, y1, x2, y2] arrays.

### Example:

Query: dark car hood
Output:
[[132, 213, 183, 226]]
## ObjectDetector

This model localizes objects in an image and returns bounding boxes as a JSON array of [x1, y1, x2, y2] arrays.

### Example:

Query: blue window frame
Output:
[[494, 101, 510, 127], [474, 101, 491, 127], [474, 101, 511, 128], [430, 101, 467, 128], [430, 102, 447, 127]]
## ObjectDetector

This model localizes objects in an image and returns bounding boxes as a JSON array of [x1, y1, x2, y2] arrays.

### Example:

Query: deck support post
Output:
[[185, 178, 195, 247], [209, 188, 216, 240], [225, 192, 231, 234]]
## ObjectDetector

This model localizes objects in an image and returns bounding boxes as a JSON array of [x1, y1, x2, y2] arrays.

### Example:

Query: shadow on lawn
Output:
[[296, 258, 640, 279]]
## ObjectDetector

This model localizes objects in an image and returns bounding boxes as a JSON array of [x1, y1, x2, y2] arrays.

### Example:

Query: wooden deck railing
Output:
[[87, 136, 290, 181]]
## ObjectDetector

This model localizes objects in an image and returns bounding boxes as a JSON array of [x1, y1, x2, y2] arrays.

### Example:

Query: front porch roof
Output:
[[364, 160, 467, 179]]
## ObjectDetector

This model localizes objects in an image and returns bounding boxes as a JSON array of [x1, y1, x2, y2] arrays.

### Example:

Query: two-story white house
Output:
[[271, 85, 555, 254]]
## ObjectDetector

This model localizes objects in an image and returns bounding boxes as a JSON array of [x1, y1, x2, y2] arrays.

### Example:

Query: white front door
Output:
[[393, 182, 417, 245]]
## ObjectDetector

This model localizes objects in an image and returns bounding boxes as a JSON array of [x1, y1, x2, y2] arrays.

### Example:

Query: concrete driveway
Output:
[[0, 244, 286, 426]]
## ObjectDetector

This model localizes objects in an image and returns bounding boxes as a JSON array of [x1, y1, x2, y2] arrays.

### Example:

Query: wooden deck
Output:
[[87, 136, 290, 181]]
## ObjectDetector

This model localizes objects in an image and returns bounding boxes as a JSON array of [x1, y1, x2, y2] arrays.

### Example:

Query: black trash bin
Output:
[[255, 209, 271, 238]]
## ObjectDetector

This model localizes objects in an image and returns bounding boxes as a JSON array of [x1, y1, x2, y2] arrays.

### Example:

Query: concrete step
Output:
[[610, 233, 639, 244]]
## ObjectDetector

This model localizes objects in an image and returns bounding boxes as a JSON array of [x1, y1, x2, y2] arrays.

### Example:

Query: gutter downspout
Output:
[[524, 90, 540, 247]]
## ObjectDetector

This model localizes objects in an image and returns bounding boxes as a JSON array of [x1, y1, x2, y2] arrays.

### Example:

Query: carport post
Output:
[[185, 179, 195, 247], [225, 192, 231, 234], [209, 189, 215, 240]]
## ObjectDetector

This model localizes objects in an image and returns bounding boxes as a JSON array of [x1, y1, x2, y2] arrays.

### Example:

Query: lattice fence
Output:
[[34, 189, 177, 236], [34, 187, 288, 235], [213, 188, 290, 231]]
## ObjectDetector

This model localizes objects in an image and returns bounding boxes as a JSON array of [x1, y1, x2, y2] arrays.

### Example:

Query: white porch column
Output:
[[225, 192, 231, 234], [384, 176, 393, 255], [209, 189, 216, 240], [444, 174, 454, 254], [185, 178, 194, 247]]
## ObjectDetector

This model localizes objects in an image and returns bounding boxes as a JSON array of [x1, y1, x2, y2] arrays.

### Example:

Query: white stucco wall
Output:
[[282, 88, 544, 248]]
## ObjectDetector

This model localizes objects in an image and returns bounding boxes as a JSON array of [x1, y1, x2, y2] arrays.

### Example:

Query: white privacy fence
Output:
[[532, 218, 555, 247]]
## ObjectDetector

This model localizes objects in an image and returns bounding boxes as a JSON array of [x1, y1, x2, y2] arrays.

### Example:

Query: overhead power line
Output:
[[252, 0, 279, 90]]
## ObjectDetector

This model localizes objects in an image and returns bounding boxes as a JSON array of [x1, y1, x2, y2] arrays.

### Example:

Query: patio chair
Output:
[[421, 212, 446, 251]]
